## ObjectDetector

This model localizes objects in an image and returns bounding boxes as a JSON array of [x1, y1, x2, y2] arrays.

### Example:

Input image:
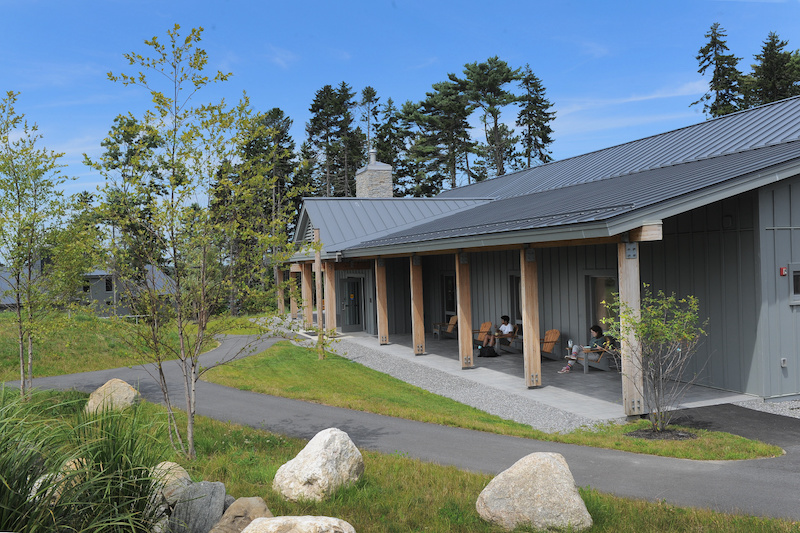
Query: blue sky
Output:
[[2, 0, 800, 194]]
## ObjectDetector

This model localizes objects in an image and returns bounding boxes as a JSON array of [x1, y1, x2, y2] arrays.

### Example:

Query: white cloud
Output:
[[557, 80, 707, 117], [265, 44, 299, 69]]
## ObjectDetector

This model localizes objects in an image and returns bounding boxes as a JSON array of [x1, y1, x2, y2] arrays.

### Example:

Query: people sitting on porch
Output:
[[485, 315, 517, 351], [559, 325, 607, 373]]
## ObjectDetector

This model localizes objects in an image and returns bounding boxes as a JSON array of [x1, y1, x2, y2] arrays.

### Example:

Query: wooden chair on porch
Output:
[[540, 329, 561, 360], [432, 315, 458, 340], [472, 321, 493, 348]]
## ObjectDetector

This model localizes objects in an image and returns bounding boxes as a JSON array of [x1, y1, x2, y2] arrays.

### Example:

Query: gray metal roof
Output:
[[295, 96, 800, 258], [440, 96, 800, 201], [354, 140, 800, 251], [296, 197, 489, 255]]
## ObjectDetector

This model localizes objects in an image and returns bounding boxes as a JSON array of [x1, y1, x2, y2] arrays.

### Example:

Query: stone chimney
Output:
[[355, 149, 393, 198]]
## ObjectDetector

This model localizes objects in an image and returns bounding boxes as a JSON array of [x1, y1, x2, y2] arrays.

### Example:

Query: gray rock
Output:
[[85, 378, 140, 414], [209, 496, 273, 533], [224, 493, 236, 512], [241, 516, 356, 533], [476, 452, 592, 531], [272, 428, 364, 502], [169, 480, 227, 533]]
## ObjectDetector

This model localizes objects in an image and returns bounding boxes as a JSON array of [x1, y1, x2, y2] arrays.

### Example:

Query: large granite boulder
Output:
[[85, 378, 140, 414], [241, 516, 356, 533], [169, 480, 227, 533], [209, 496, 273, 533], [476, 452, 592, 531], [152, 461, 193, 508], [272, 428, 364, 502]]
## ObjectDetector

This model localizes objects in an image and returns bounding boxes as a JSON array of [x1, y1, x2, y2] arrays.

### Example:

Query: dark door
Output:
[[341, 277, 364, 332]]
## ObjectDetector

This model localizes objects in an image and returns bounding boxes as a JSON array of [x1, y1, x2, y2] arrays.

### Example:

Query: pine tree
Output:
[[516, 64, 555, 167], [306, 85, 339, 196], [451, 56, 520, 176], [692, 23, 743, 117], [750, 32, 800, 106], [374, 98, 410, 196], [359, 86, 379, 151]]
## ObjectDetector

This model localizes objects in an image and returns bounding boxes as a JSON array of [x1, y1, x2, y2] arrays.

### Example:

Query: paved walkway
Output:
[[22, 334, 800, 523]]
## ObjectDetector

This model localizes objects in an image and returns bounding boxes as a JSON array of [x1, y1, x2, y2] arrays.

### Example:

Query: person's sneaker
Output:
[[558, 365, 571, 373]]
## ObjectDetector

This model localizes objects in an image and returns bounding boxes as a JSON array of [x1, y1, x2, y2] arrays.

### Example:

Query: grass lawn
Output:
[[203, 341, 783, 461], [8, 389, 794, 533], [0, 312, 266, 382]]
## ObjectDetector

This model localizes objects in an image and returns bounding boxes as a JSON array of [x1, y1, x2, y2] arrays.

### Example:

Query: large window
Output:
[[510, 275, 522, 323], [790, 263, 800, 305], [442, 274, 456, 321]]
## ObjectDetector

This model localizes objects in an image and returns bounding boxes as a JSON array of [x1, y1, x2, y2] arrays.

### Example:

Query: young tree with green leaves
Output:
[[603, 286, 708, 432], [0, 92, 95, 397], [517, 64, 555, 167], [692, 23, 743, 118], [95, 24, 256, 459]]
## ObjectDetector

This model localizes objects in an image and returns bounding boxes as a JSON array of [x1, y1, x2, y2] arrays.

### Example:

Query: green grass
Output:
[[0, 312, 140, 381], [0, 314, 784, 460], [173, 399, 800, 532], [4, 390, 797, 532], [203, 341, 783, 461]]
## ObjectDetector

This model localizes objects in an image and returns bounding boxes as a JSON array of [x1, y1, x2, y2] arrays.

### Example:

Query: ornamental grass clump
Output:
[[0, 388, 168, 532]]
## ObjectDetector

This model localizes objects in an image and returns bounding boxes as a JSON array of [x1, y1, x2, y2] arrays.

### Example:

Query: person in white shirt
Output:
[[485, 315, 517, 351]]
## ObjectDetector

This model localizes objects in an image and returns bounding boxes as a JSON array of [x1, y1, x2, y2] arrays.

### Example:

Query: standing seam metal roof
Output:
[[439, 96, 800, 201]]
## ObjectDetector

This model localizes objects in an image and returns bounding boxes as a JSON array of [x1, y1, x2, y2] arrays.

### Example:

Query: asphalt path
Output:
[[20, 335, 800, 523]]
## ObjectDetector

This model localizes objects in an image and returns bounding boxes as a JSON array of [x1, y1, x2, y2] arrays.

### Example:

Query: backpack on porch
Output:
[[479, 345, 498, 357]]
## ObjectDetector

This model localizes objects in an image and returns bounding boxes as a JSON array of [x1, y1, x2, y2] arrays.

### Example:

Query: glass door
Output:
[[341, 277, 364, 332]]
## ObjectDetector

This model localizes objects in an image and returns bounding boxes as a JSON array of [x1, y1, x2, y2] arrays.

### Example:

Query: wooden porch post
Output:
[[301, 262, 314, 330], [410, 256, 425, 355], [521, 248, 542, 387], [275, 267, 285, 314], [455, 252, 474, 369], [289, 270, 299, 320], [314, 230, 323, 330], [324, 261, 337, 332], [375, 258, 389, 344], [618, 242, 645, 416]]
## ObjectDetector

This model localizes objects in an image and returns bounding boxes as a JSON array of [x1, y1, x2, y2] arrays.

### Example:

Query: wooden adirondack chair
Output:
[[472, 321, 493, 347], [539, 329, 561, 360], [432, 315, 458, 340]]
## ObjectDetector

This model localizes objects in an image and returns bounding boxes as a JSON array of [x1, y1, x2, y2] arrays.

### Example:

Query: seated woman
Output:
[[485, 315, 517, 351], [559, 325, 608, 373]]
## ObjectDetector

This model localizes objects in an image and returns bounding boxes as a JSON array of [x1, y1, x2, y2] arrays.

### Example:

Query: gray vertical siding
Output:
[[758, 175, 800, 398], [385, 257, 412, 335], [640, 192, 760, 394]]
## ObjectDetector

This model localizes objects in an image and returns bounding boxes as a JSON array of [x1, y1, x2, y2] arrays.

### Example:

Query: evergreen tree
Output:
[[359, 86, 379, 152], [516, 64, 555, 167], [451, 56, 520, 176], [374, 98, 411, 196], [750, 32, 800, 105], [331, 81, 365, 197], [306, 85, 338, 196], [692, 23, 743, 117]]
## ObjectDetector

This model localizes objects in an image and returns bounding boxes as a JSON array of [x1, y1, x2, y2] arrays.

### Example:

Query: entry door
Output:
[[341, 277, 364, 332]]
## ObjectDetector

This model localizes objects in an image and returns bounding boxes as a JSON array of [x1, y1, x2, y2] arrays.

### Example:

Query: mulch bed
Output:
[[625, 428, 699, 441]]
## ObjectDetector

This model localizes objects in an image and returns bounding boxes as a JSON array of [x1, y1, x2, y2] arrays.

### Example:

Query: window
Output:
[[105, 277, 113, 292], [790, 263, 800, 305], [442, 274, 456, 321], [510, 275, 521, 323]]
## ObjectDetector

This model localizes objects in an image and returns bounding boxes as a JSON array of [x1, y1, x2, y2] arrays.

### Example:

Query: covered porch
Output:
[[294, 329, 756, 424]]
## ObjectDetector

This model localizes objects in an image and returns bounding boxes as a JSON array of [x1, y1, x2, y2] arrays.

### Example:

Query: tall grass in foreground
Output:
[[0, 388, 167, 532]]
